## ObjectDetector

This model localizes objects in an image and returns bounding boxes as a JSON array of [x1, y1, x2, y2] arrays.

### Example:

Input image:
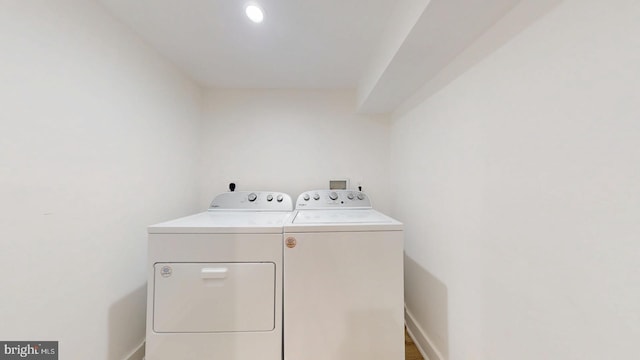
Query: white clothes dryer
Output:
[[283, 190, 404, 360], [146, 191, 293, 360]]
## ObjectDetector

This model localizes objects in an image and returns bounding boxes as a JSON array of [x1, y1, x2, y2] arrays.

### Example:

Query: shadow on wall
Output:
[[108, 284, 147, 360], [404, 254, 449, 360]]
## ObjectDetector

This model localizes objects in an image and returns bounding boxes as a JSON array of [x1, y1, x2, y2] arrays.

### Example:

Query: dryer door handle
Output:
[[201, 267, 228, 279]]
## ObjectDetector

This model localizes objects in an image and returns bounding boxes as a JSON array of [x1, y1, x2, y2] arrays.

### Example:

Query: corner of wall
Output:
[[124, 342, 145, 360], [405, 307, 444, 360]]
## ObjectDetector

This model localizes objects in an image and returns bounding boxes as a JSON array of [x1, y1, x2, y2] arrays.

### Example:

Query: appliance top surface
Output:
[[149, 211, 293, 234], [287, 209, 402, 232], [209, 191, 293, 211], [148, 211, 292, 234], [287, 190, 402, 232], [293, 209, 395, 224]]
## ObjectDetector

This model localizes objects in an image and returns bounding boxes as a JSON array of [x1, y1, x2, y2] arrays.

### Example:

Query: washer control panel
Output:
[[209, 191, 293, 211], [295, 190, 371, 209]]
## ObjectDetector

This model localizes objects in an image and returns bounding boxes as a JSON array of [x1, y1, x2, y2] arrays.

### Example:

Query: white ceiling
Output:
[[97, 0, 398, 89], [96, 0, 546, 113]]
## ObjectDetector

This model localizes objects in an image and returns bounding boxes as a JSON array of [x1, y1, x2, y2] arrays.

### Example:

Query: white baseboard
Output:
[[405, 306, 445, 360], [133, 312, 434, 360], [124, 341, 145, 360]]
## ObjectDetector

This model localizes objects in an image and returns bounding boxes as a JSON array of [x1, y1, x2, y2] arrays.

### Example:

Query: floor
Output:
[[142, 330, 423, 360], [405, 329, 424, 360]]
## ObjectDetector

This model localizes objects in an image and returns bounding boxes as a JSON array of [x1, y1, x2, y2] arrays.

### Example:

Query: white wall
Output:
[[200, 89, 391, 213], [392, 0, 640, 359], [0, 1, 202, 359]]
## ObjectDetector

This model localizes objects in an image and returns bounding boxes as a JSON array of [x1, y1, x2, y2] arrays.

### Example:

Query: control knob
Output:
[[357, 193, 365, 200], [248, 193, 257, 202], [347, 193, 354, 200], [313, 193, 320, 200], [303, 194, 310, 201], [266, 194, 273, 202], [329, 192, 338, 200], [277, 194, 284, 202]]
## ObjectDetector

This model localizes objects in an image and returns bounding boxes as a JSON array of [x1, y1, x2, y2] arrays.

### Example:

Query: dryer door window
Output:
[[153, 262, 275, 333]]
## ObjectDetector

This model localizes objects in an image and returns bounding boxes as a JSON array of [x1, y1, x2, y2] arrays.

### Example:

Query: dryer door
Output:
[[153, 262, 275, 333]]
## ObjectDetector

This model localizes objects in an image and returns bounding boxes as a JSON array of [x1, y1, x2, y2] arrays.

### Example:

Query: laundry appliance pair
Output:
[[146, 189, 404, 360]]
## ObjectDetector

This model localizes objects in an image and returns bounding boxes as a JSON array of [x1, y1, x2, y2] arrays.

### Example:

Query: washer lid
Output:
[[149, 211, 293, 234], [287, 209, 403, 232], [293, 209, 391, 224]]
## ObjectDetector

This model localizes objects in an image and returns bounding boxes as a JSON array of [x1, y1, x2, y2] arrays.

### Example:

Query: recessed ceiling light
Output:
[[245, 4, 264, 23]]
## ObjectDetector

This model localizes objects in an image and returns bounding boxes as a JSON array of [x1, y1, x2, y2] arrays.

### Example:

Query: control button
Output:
[[347, 193, 354, 200], [303, 194, 310, 201], [329, 192, 338, 200], [357, 193, 365, 200], [277, 194, 284, 202], [248, 193, 257, 202], [267, 194, 274, 202], [313, 193, 320, 200]]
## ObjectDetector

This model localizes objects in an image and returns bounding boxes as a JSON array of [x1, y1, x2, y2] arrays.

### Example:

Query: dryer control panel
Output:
[[295, 190, 372, 209], [209, 191, 293, 211]]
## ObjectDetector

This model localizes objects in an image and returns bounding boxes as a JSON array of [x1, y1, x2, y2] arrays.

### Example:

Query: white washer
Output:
[[283, 190, 405, 360], [146, 191, 293, 360]]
